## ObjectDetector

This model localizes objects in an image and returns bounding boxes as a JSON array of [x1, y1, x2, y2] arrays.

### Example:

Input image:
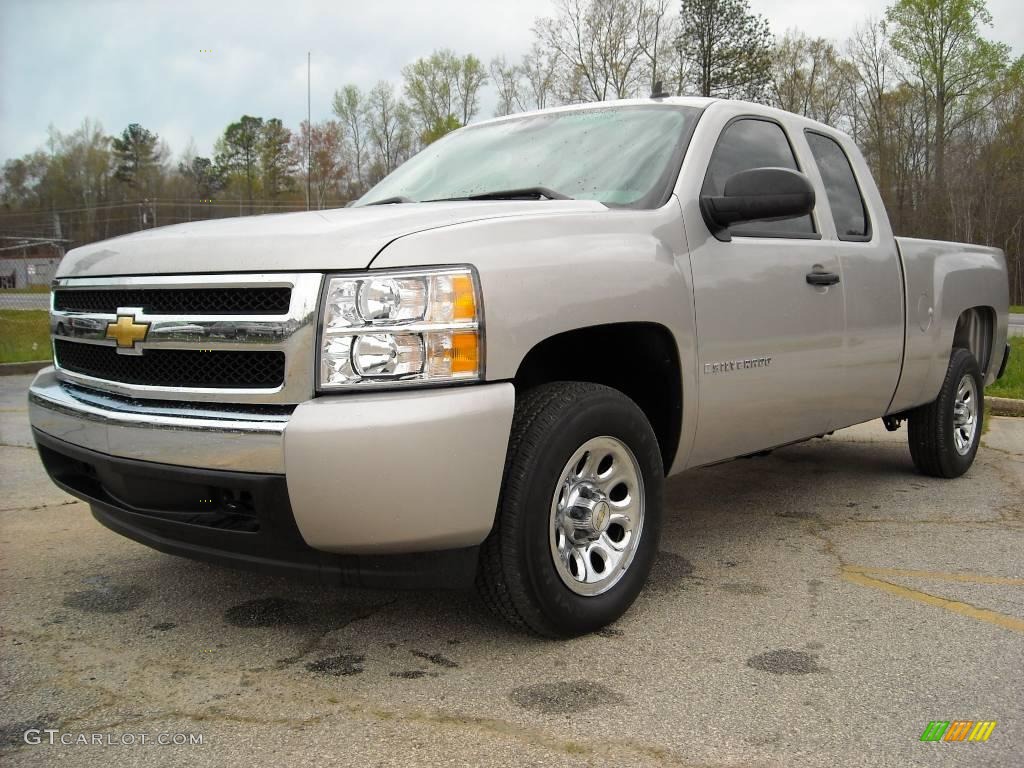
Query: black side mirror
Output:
[[700, 167, 815, 240]]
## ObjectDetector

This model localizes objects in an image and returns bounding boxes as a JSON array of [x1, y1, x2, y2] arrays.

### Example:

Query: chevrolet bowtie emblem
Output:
[[105, 314, 150, 349]]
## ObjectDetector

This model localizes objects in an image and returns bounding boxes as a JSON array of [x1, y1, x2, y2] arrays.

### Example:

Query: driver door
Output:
[[684, 116, 846, 466]]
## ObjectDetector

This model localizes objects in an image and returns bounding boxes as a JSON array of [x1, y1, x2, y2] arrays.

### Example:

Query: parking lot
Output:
[[1, 371, 1021, 767]]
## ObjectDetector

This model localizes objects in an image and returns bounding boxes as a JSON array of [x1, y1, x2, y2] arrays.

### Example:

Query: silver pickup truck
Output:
[[28, 98, 1011, 637]]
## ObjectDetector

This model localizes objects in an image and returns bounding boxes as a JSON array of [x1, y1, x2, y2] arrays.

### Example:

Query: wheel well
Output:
[[512, 323, 682, 473], [952, 307, 994, 375]]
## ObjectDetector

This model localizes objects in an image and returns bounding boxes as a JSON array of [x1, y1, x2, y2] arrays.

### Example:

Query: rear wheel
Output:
[[907, 347, 983, 478], [476, 382, 663, 637]]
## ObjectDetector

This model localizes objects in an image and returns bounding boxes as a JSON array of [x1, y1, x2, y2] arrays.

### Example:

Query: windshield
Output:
[[356, 105, 701, 209]]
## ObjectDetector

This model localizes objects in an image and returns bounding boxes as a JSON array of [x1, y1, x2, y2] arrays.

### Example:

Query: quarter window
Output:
[[805, 131, 870, 241], [702, 118, 815, 237]]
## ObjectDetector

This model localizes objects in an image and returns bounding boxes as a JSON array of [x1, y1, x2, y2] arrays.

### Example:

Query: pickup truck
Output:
[[28, 98, 1012, 637]]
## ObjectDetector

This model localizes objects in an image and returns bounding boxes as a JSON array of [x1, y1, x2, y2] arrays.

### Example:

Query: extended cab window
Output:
[[702, 118, 815, 238], [805, 131, 870, 241]]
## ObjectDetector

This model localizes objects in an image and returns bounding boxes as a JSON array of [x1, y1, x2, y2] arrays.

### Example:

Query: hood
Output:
[[56, 200, 606, 278]]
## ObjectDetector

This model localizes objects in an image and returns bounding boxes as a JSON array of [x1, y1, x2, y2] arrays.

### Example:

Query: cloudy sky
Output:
[[2, 0, 1022, 164]]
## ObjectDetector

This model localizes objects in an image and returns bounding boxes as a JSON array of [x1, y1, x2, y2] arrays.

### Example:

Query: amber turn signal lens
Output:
[[450, 331, 479, 374], [452, 274, 477, 321]]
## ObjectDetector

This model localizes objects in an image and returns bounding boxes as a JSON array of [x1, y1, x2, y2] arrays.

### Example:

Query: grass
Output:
[[987, 336, 1024, 400], [0, 284, 50, 294], [1011, 304, 1024, 314], [0, 310, 51, 364]]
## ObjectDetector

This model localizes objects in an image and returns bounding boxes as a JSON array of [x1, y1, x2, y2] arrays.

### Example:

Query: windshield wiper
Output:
[[365, 196, 416, 205], [427, 186, 574, 202]]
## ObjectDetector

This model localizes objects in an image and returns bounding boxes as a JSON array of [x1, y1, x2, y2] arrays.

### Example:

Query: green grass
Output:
[[0, 310, 51, 363], [1011, 304, 1024, 314], [0, 284, 50, 294], [987, 336, 1024, 400]]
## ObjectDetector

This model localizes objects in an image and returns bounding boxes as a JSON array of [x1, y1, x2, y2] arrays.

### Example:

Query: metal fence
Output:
[[0, 256, 58, 311]]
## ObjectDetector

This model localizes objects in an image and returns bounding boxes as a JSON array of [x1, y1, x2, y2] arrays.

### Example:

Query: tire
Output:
[[476, 382, 663, 638], [907, 347, 984, 478]]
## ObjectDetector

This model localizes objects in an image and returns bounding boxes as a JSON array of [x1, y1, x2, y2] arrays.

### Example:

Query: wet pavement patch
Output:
[[410, 650, 459, 668], [151, 622, 176, 631], [646, 550, 695, 592], [746, 649, 824, 675], [390, 670, 430, 679], [509, 681, 623, 714], [224, 597, 309, 627], [305, 654, 365, 676], [720, 582, 770, 596], [0, 713, 58, 748], [62, 585, 148, 614]]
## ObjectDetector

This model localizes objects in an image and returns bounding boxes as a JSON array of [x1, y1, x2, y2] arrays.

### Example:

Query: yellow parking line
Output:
[[845, 566, 1024, 587], [841, 568, 1024, 635]]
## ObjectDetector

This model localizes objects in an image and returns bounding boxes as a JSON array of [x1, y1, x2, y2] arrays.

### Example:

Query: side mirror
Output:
[[700, 167, 815, 240]]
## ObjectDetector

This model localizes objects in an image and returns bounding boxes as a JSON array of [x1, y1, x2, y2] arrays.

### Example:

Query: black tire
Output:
[[907, 347, 984, 478], [476, 382, 663, 638]]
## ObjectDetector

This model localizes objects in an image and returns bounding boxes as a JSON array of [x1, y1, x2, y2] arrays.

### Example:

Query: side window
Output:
[[702, 118, 815, 237], [805, 131, 870, 241]]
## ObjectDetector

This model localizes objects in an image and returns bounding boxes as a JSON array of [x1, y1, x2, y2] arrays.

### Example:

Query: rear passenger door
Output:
[[803, 130, 903, 428], [684, 115, 847, 466]]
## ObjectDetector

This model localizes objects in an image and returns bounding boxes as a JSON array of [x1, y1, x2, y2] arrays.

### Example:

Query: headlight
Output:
[[319, 266, 482, 390]]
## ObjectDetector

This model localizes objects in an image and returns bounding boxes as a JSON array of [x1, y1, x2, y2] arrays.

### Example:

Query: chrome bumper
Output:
[[28, 368, 288, 474]]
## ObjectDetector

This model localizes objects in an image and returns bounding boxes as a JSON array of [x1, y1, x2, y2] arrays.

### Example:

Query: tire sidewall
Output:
[[511, 389, 663, 636], [940, 350, 984, 477]]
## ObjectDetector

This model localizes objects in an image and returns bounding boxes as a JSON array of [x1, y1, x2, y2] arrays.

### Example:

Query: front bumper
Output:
[[29, 367, 515, 558]]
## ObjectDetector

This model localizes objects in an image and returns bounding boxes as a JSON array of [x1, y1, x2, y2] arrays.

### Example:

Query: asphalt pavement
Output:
[[0, 294, 49, 311], [1, 373, 1022, 767], [1009, 313, 1023, 338]]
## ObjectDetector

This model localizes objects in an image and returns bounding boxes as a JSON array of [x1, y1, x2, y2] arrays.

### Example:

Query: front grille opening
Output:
[[53, 286, 292, 315], [55, 340, 285, 389]]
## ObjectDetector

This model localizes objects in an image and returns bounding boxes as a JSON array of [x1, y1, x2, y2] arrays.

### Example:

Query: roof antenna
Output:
[[651, 80, 670, 99]]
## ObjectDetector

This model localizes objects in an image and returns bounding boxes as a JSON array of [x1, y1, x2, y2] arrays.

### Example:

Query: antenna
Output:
[[307, 51, 312, 211]]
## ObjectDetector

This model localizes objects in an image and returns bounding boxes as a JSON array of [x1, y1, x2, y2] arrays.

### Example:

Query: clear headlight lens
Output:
[[319, 267, 481, 389]]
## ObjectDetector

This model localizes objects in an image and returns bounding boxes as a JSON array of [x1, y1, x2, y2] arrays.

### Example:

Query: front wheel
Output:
[[476, 382, 663, 637], [907, 347, 984, 478]]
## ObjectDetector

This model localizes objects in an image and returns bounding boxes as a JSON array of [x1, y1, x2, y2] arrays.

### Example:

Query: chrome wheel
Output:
[[952, 374, 978, 455], [549, 436, 645, 597]]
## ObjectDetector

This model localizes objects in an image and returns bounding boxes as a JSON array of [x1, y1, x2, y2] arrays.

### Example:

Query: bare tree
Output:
[[332, 85, 369, 193]]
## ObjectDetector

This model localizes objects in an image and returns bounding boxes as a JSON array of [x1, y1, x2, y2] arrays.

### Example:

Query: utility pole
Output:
[[307, 51, 312, 211]]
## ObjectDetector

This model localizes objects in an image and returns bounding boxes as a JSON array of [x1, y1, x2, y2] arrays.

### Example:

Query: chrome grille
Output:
[[54, 340, 286, 389], [50, 273, 322, 404], [54, 286, 292, 315]]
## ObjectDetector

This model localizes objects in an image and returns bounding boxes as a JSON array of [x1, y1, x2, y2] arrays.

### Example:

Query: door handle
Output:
[[806, 270, 841, 286]]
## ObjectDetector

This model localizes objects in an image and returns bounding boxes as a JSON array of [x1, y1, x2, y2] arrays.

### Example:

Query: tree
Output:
[[366, 81, 414, 181], [490, 56, 523, 116], [178, 155, 221, 200], [111, 123, 163, 191], [770, 31, 855, 126], [885, 0, 1010, 190], [454, 54, 488, 124], [421, 114, 462, 146], [403, 49, 459, 132], [677, 0, 772, 99], [293, 120, 348, 208], [520, 44, 559, 110], [332, 85, 369, 192], [259, 118, 295, 199], [214, 116, 263, 212], [535, 0, 648, 102]]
